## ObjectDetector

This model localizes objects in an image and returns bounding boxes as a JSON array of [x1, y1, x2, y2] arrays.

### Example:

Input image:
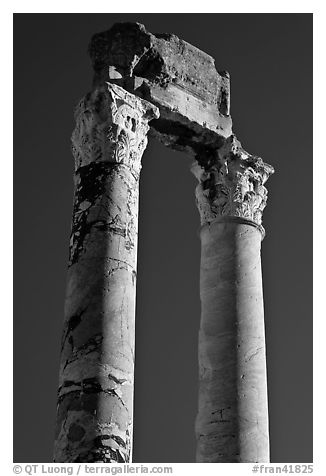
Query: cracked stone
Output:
[[89, 22, 232, 153]]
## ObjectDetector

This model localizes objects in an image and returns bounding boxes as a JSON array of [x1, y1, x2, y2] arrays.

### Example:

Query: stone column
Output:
[[54, 83, 159, 463], [192, 136, 274, 463]]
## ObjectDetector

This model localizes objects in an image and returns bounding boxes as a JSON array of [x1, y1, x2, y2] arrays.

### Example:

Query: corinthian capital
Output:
[[192, 135, 274, 228], [71, 83, 159, 177]]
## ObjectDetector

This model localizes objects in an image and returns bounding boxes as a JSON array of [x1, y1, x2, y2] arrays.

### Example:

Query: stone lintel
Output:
[[89, 22, 232, 154]]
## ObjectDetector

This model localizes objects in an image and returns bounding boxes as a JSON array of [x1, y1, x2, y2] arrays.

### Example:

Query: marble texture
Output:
[[54, 83, 158, 463], [196, 219, 269, 462]]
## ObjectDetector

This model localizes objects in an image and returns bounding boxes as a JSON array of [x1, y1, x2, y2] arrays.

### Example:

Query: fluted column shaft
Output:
[[192, 136, 274, 462], [54, 83, 158, 463]]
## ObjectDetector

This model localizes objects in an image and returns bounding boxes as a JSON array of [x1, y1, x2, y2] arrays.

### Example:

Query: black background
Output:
[[14, 13, 312, 463]]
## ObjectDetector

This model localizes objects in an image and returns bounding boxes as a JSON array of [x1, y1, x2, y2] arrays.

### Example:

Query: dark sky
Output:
[[14, 13, 312, 463]]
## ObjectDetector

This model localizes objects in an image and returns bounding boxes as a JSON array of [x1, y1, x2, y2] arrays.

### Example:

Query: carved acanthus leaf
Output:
[[71, 83, 159, 176], [191, 135, 274, 227]]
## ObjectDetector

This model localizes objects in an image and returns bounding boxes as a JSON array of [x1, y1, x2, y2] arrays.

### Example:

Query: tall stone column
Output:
[[192, 136, 274, 463], [54, 83, 159, 462]]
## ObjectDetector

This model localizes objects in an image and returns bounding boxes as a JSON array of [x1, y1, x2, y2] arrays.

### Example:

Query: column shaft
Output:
[[196, 218, 269, 462], [54, 84, 158, 463]]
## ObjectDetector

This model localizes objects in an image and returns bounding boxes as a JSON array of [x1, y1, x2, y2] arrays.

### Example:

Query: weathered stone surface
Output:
[[89, 22, 232, 153], [191, 135, 274, 228], [196, 219, 269, 462], [54, 83, 158, 463]]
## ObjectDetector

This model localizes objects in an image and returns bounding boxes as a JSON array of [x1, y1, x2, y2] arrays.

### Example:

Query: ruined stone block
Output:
[[89, 22, 232, 153]]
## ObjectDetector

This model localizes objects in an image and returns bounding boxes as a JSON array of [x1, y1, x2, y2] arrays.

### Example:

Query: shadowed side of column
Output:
[[54, 84, 158, 463]]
